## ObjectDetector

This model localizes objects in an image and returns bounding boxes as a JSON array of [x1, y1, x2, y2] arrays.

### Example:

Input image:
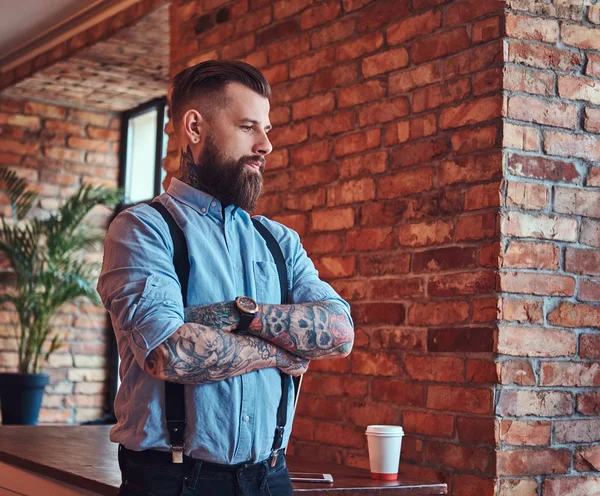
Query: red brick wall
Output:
[[0, 96, 119, 424], [497, 2, 600, 495], [169, 0, 504, 493]]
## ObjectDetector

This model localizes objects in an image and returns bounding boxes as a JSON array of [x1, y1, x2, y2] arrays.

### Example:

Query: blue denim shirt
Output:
[[97, 178, 351, 464]]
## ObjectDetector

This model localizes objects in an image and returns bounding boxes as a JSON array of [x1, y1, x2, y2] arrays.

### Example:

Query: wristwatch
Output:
[[234, 296, 259, 333]]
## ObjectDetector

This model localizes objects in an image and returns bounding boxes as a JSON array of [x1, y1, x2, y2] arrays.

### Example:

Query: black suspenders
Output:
[[149, 202, 292, 465]]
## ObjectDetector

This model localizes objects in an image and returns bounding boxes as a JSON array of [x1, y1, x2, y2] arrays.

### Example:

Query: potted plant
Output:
[[0, 168, 121, 425]]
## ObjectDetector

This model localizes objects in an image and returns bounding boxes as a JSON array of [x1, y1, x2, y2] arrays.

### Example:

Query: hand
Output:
[[276, 349, 309, 376]]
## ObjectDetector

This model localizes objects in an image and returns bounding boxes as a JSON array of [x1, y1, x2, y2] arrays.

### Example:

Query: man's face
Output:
[[194, 82, 273, 211]]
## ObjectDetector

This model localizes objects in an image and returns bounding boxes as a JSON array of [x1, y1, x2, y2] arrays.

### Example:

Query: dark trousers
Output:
[[118, 445, 294, 496]]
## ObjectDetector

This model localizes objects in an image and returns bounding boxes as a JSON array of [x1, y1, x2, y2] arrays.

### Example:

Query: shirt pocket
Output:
[[253, 260, 284, 304]]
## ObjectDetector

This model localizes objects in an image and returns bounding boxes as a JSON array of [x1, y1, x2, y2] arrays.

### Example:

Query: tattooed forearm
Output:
[[184, 301, 238, 331], [248, 301, 354, 359], [145, 323, 308, 384]]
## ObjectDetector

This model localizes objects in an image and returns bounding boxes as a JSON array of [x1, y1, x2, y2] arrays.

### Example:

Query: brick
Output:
[[498, 389, 573, 417], [291, 92, 335, 121], [351, 350, 400, 376], [562, 23, 600, 51], [452, 124, 499, 156], [464, 182, 501, 211], [508, 95, 578, 129], [440, 96, 503, 129], [310, 110, 355, 138], [310, 18, 356, 49], [540, 361, 600, 387], [506, 153, 580, 183], [291, 141, 330, 167], [445, 0, 503, 26], [555, 419, 600, 443], [314, 256, 356, 279], [428, 327, 495, 353], [403, 411, 454, 438], [580, 279, 600, 302], [272, 0, 311, 19], [591, 6, 600, 24], [263, 171, 291, 195], [336, 32, 384, 62], [412, 79, 471, 114], [387, 10, 442, 46], [339, 151, 387, 179], [0, 139, 39, 155], [411, 28, 471, 65], [43, 146, 84, 163], [503, 241, 558, 270], [266, 149, 288, 169], [497, 449, 570, 476], [67, 136, 110, 153], [500, 420, 551, 446], [427, 386, 492, 414], [268, 34, 310, 64], [508, 41, 583, 72], [271, 77, 312, 106], [566, 248, 600, 276], [445, 41, 503, 79], [545, 130, 600, 162], [558, 75, 600, 105], [351, 302, 406, 324], [502, 211, 578, 242], [544, 477, 600, 496], [358, 97, 409, 127], [358, 253, 410, 277], [0, 113, 41, 129], [389, 61, 442, 95], [362, 48, 409, 78], [425, 442, 492, 474], [548, 301, 600, 329], [577, 390, 600, 415], [270, 106, 290, 126], [359, 199, 408, 226], [391, 137, 449, 168], [345, 401, 400, 427], [371, 327, 426, 351], [456, 212, 496, 241], [299, 0, 340, 30], [296, 396, 343, 421], [23, 101, 67, 119], [466, 359, 497, 383], [473, 16, 501, 44], [69, 109, 111, 127], [397, 219, 452, 247], [506, 14, 559, 42], [582, 334, 600, 359], [440, 153, 502, 186], [506, 181, 549, 211], [355, 1, 411, 32], [311, 208, 354, 232], [500, 271, 576, 297], [313, 422, 364, 449], [345, 227, 393, 251], [412, 247, 476, 273], [408, 300, 470, 325], [474, 68, 503, 96], [338, 80, 386, 108], [366, 277, 425, 301], [472, 298, 498, 324], [503, 124, 540, 152], [303, 233, 344, 255], [498, 360, 536, 386], [328, 178, 375, 206], [269, 123, 308, 147], [588, 53, 600, 78], [429, 271, 495, 297], [586, 108, 600, 134], [498, 325, 576, 357], [504, 65, 554, 96], [378, 168, 434, 199], [290, 48, 335, 79], [454, 475, 495, 496], [334, 129, 380, 157], [295, 164, 337, 188]]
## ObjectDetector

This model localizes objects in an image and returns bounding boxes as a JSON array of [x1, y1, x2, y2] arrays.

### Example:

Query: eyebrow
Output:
[[241, 119, 272, 132]]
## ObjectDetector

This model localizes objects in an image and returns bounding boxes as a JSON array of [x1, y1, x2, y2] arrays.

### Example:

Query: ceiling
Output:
[[0, 0, 98, 63], [0, 1, 170, 112]]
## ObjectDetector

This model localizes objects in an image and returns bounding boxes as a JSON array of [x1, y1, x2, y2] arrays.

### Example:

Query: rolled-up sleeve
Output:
[[97, 206, 185, 369]]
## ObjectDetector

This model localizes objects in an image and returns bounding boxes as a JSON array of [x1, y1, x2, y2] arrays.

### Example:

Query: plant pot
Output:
[[0, 372, 49, 425]]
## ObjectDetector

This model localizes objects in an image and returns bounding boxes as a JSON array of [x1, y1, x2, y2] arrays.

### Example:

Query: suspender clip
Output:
[[171, 445, 184, 464]]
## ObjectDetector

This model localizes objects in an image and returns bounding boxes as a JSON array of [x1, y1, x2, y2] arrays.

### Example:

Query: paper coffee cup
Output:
[[365, 425, 404, 480]]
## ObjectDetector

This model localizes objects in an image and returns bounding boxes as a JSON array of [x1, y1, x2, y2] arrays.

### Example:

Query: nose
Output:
[[252, 130, 272, 156]]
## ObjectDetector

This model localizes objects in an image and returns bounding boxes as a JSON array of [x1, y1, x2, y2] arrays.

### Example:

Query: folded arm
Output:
[[145, 322, 308, 385]]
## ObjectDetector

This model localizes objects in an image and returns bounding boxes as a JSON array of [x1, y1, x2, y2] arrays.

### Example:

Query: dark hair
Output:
[[170, 60, 271, 127]]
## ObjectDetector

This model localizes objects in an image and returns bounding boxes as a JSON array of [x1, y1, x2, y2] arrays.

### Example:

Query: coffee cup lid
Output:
[[365, 425, 404, 436]]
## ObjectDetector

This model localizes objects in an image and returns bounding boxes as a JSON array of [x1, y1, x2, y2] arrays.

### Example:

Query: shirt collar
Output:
[[167, 177, 244, 219]]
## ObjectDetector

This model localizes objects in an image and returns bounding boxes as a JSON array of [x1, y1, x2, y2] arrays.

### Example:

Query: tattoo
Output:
[[249, 301, 353, 359], [145, 323, 308, 384], [184, 301, 237, 331], [177, 145, 203, 190]]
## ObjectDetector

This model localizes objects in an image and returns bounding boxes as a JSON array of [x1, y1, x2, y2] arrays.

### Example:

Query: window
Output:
[[119, 97, 168, 203]]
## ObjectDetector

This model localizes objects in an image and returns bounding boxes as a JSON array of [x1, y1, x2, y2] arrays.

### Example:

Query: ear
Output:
[[182, 109, 203, 144]]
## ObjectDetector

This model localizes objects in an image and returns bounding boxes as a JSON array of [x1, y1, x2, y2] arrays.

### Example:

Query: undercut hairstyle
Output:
[[170, 60, 271, 130]]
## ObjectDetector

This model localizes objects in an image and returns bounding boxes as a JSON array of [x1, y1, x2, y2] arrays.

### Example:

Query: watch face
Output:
[[237, 296, 258, 314]]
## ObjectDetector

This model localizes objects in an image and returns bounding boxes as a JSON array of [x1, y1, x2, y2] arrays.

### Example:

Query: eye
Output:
[[240, 125, 253, 131]]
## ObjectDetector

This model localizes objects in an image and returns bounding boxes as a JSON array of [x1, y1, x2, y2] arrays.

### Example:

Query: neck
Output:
[[177, 145, 204, 191]]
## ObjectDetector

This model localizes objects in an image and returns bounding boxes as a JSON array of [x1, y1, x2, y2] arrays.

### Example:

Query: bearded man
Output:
[[97, 60, 354, 496]]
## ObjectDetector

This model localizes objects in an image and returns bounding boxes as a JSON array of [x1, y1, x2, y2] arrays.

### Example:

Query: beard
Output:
[[193, 135, 265, 211]]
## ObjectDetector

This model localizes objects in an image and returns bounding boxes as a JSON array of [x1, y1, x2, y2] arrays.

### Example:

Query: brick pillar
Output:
[[497, 2, 600, 495]]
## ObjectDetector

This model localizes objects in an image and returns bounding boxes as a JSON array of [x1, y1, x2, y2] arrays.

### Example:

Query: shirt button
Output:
[[211, 201, 217, 207], [201, 207, 207, 213], [242, 415, 250, 422]]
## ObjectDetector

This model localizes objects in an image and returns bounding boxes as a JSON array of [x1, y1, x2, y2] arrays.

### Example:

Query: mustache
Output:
[[242, 155, 266, 171]]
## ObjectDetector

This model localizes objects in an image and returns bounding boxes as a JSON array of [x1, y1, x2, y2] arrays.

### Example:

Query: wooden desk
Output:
[[0, 426, 447, 495]]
